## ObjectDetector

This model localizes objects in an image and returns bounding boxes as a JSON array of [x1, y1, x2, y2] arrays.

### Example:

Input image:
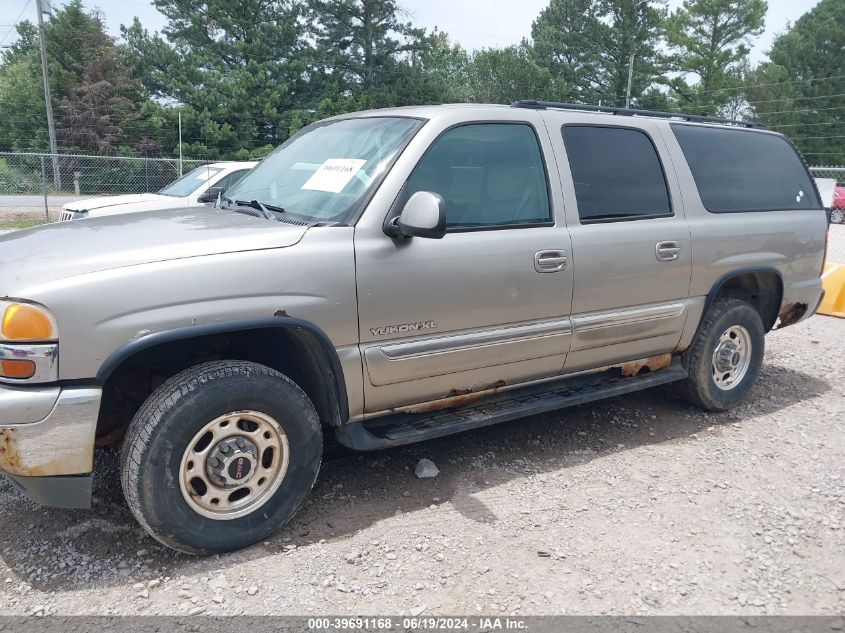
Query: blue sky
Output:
[[1, 0, 821, 64]]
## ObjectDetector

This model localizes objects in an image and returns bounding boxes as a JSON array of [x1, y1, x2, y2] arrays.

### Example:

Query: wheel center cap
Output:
[[715, 342, 739, 372], [227, 455, 252, 481], [206, 436, 259, 488]]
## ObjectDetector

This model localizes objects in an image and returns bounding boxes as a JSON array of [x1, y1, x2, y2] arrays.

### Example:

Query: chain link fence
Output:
[[0, 152, 209, 222], [809, 167, 845, 264]]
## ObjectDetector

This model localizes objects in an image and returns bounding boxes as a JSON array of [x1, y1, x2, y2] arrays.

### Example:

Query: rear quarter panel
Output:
[[657, 124, 827, 336]]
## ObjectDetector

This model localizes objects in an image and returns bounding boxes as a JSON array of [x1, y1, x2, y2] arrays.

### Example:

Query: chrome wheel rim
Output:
[[832, 208, 845, 224], [179, 410, 290, 520], [711, 325, 752, 391]]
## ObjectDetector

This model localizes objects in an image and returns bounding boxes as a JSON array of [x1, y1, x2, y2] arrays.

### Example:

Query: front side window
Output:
[[563, 125, 672, 223], [224, 117, 423, 223], [671, 124, 821, 213], [405, 123, 551, 229], [159, 166, 222, 197]]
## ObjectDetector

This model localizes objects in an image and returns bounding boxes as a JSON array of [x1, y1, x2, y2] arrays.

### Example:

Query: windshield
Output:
[[159, 166, 223, 197], [224, 117, 424, 223]]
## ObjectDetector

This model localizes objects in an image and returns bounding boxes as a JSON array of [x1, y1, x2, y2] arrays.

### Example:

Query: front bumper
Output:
[[0, 384, 101, 508]]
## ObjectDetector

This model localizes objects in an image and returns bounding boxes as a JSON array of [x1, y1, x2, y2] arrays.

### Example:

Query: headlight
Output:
[[72, 210, 88, 220], [0, 301, 58, 342]]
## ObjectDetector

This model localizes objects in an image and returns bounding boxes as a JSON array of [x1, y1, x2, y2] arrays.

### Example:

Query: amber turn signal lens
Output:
[[1, 303, 57, 341], [0, 359, 36, 379]]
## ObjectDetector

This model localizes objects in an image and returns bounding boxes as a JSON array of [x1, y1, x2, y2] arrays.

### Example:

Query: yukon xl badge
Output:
[[371, 320, 437, 337]]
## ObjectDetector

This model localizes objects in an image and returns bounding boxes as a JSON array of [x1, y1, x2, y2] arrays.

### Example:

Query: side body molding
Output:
[[96, 317, 350, 423]]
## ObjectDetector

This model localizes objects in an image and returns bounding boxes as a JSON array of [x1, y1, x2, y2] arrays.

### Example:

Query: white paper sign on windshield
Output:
[[301, 158, 367, 193]]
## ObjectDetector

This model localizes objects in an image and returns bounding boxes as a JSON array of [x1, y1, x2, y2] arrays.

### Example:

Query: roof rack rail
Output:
[[512, 100, 766, 129]]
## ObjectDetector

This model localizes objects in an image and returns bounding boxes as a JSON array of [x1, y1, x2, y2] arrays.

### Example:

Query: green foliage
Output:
[[122, 0, 308, 157], [599, 0, 668, 108], [530, 0, 668, 107], [0, 157, 41, 194], [0, 0, 837, 164], [466, 43, 550, 104], [751, 0, 844, 164], [0, 38, 48, 151], [530, 0, 607, 103], [666, 0, 766, 114], [0, 1, 146, 153], [308, 0, 425, 91]]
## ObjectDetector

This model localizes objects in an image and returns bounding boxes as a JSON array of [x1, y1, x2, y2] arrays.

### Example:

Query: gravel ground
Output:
[[0, 315, 843, 617]]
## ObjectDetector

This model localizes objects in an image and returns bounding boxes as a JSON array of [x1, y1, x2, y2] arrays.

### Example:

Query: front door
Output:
[[355, 121, 574, 414]]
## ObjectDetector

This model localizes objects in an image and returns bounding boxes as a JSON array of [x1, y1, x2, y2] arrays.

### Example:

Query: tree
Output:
[[123, 0, 309, 158], [56, 54, 140, 153], [308, 0, 426, 93], [666, 0, 766, 113], [598, 0, 668, 108], [530, 0, 607, 103], [0, 1, 143, 153], [0, 24, 46, 150], [467, 43, 550, 104], [751, 0, 845, 164], [530, 0, 668, 106]]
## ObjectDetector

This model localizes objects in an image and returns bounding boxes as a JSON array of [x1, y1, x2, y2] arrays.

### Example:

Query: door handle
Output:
[[655, 241, 682, 262], [535, 250, 568, 273]]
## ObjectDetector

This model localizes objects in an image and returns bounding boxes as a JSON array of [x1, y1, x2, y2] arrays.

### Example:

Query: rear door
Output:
[[544, 116, 693, 372]]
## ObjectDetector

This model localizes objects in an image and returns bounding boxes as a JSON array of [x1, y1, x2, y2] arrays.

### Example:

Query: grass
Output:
[[0, 217, 48, 230]]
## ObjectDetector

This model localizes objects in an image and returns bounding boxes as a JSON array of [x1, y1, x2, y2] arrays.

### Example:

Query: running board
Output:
[[336, 359, 687, 450]]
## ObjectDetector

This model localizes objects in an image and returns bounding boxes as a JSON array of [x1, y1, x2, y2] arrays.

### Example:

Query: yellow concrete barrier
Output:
[[819, 262, 845, 318]]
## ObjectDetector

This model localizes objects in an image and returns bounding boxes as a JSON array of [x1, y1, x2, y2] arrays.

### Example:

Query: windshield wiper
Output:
[[220, 196, 283, 221], [233, 199, 287, 221]]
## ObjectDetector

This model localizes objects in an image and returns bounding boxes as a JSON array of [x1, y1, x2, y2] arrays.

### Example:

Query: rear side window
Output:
[[563, 126, 672, 223], [671, 124, 821, 213]]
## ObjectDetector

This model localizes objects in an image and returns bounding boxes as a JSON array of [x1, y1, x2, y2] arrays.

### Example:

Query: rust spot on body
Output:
[[619, 353, 672, 377], [777, 303, 807, 329], [0, 427, 91, 477], [0, 428, 23, 472], [398, 379, 507, 414]]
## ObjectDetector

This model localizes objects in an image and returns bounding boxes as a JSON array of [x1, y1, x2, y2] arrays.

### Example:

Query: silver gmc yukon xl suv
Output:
[[0, 102, 828, 553]]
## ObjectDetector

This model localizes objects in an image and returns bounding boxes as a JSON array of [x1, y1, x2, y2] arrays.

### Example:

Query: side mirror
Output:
[[198, 186, 224, 204], [389, 191, 447, 239]]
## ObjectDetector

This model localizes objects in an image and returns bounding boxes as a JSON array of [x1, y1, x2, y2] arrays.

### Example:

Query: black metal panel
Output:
[[336, 360, 688, 450]]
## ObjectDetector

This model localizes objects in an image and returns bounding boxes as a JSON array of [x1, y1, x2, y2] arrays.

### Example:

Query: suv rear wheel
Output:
[[675, 299, 765, 412], [120, 360, 322, 554]]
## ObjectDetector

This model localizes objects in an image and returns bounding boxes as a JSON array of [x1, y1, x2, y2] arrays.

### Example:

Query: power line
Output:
[[0, 0, 32, 47], [768, 121, 844, 129]]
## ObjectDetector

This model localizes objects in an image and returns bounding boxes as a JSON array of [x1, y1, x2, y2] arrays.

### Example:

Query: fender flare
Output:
[[95, 317, 350, 422], [703, 266, 784, 329]]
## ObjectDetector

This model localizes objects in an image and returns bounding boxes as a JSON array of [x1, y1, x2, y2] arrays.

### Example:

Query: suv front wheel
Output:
[[120, 360, 322, 554], [675, 299, 765, 412]]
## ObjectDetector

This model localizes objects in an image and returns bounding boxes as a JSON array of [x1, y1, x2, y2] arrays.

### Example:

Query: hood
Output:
[[0, 208, 308, 291], [63, 193, 180, 213]]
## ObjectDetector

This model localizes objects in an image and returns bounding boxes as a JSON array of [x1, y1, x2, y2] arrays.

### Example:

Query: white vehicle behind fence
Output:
[[59, 161, 257, 221]]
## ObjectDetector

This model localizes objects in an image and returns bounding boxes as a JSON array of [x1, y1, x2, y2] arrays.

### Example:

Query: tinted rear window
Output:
[[563, 126, 672, 223], [671, 124, 821, 213]]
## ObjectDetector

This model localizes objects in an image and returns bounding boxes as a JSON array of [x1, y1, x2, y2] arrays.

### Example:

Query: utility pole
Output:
[[625, 51, 635, 109], [35, 0, 61, 191]]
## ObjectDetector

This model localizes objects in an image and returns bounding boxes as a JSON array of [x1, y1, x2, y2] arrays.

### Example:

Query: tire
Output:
[[674, 299, 765, 412], [120, 360, 322, 554], [831, 208, 845, 224]]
